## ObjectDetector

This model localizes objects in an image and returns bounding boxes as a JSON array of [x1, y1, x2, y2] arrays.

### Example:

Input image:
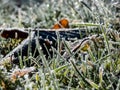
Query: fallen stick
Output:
[[0, 28, 100, 65], [0, 27, 101, 39], [1, 28, 119, 66]]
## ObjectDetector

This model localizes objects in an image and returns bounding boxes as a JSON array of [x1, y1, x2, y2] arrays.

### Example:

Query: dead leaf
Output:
[[1, 29, 28, 39], [52, 18, 69, 29], [11, 67, 35, 82]]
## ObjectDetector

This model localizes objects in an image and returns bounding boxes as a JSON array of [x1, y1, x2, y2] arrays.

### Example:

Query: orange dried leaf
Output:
[[52, 18, 69, 29], [52, 24, 61, 29], [59, 19, 69, 28]]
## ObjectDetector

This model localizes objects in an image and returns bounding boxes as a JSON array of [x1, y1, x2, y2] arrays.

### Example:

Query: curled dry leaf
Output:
[[0, 29, 28, 39], [52, 18, 69, 29]]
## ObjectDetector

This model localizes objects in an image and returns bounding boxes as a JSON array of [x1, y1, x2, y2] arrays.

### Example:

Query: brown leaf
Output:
[[52, 18, 69, 29], [11, 67, 35, 82], [1, 29, 28, 39]]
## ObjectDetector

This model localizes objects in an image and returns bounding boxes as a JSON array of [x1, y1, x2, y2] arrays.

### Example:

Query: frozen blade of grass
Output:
[[18, 8, 22, 27], [116, 79, 120, 90], [80, 1, 92, 12], [85, 78, 99, 89], [63, 38, 90, 60], [19, 56, 24, 68], [105, 73, 115, 90], [28, 56, 41, 67], [67, 69, 75, 90], [70, 59, 90, 86], [54, 64, 70, 73], [36, 37, 59, 90], [50, 48, 68, 70], [62, 40, 73, 57], [100, 25, 110, 53], [70, 23, 100, 27], [98, 54, 111, 62], [99, 66, 103, 85], [106, 84, 114, 90], [39, 69, 46, 90], [32, 43, 39, 58], [28, 31, 32, 56], [56, 31, 62, 58], [88, 48, 96, 62], [43, 43, 51, 59], [24, 30, 33, 66], [54, 31, 63, 69], [63, 38, 88, 59], [36, 37, 50, 71], [51, 47, 66, 62]]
